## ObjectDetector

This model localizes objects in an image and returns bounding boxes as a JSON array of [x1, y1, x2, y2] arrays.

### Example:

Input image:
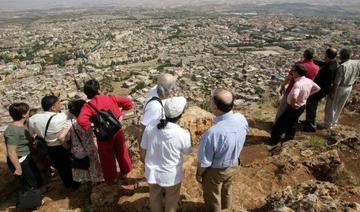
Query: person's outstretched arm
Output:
[[112, 96, 133, 111], [280, 70, 293, 95]]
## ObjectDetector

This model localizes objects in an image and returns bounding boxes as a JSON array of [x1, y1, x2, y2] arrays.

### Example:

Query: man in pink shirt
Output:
[[275, 48, 319, 121], [267, 64, 320, 149]]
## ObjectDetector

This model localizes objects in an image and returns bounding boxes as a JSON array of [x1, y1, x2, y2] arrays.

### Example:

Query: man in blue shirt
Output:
[[197, 88, 249, 212]]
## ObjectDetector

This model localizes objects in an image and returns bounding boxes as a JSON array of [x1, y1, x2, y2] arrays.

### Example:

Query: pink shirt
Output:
[[287, 76, 320, 108]]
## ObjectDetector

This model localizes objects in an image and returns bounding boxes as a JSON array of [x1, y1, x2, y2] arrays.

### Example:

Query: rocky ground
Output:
[[0, 86, 359, 211], [347, 83, 360, 113]]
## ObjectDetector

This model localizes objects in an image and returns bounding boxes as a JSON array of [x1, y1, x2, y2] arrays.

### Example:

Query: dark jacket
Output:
[[313, 60, 338, 99]]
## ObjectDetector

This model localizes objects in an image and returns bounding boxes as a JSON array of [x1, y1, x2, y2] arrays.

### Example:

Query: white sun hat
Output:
[[164, 96, 187, 118]]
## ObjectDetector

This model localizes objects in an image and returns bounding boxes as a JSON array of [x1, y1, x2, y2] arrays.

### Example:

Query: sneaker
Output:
[[266, 143, 280, 151], [283, 137, 294, 142], [301, 124, 316, 132], [299, 120, 309, 125], [317, 122, 330, 130], [40, 185, 53, 194], [265, 140, 280, 151]]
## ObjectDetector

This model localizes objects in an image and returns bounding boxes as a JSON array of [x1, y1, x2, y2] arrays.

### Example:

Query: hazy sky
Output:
[[0, 0, 358, 11]]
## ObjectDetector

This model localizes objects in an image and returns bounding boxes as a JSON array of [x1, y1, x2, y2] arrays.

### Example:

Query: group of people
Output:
[[4, 79, 134, 209], [267, 47, 359, 149], [4, 73, 248, 212], [4, 46, 358, 211], [138, 73, 249, 212]]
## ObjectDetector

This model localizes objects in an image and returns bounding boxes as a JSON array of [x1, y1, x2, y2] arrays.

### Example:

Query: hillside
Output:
[[0, 87, 359, 211]]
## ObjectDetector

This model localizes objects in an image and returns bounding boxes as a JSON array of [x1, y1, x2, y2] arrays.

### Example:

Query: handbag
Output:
[[34, 114, 56, 156], [17, 188, 42, 209], [69, 123, 90, 170], [11, 160, 42, 209]]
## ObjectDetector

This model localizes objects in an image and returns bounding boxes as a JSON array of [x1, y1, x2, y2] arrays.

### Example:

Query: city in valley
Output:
[[0, 1, 360, 211]]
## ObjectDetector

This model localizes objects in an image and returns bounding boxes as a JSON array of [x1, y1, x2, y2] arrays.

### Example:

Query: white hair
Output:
[[157, 73, 176, 98]]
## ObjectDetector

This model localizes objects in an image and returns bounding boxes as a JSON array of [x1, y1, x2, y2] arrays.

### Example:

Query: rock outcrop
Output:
[[265, 180, 360, 212], [179, 106, 214, 145], [90, 183, 119, 207], [305, 149, 344, 181]]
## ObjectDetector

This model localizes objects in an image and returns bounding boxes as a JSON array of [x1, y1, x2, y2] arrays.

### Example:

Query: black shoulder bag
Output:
[[34, 114, 56, 157], [87, 101, 122, 141], [17, 184, 42, 209], [69, 123, 90, 170]]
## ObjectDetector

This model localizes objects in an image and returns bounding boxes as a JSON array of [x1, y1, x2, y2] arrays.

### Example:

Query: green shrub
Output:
[[309, 136, 327, 149], [0, 54, 13, 63], [122, 82, 129, 88], [130, 81, 146, 94], [258, 96, 279, 108]]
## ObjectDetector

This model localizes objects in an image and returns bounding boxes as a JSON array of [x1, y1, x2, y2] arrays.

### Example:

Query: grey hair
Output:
[[157, 73, 176, 98], [339, 47, 353, 61]]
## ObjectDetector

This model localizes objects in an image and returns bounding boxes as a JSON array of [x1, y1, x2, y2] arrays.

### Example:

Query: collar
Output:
[[294, 76, 306, 82], [215, 111, 233, 123], [340, 59, 350, 64], [44, 111, 57, 114], [153, 85, 161, 99], [42, 111, 59, 117], [302, 59, 313, 63]]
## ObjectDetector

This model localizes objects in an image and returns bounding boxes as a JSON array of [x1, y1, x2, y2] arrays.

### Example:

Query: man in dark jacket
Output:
[[301, 48, 338, 131]]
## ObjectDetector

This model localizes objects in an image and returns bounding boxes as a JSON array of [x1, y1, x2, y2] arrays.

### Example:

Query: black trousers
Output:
[[270, 104, 305, 144], [305, 92, 327, 126], [7, 155, 42, 191], [47, 145, 77, 188]]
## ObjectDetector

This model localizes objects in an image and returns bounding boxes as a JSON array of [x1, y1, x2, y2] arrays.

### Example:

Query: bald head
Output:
[[157, 73, 176, 99], [325, 48, 337, 60], [213, 88, 234, 114]]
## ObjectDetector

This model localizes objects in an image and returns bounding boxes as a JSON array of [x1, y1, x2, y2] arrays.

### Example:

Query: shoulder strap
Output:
[[144, 96, 163, 110], [87, 102, 98, 112], [72, 121, 87, 152], [44, 114, 56, 141]]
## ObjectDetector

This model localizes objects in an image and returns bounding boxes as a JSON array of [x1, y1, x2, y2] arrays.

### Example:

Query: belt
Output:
[[19, 155, 28, 163]]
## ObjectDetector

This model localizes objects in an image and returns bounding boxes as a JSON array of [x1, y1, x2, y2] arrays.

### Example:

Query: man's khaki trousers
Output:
[[202, 163, 240, 212]]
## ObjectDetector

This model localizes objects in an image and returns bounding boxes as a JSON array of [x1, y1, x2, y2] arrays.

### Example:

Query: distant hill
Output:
[[0, 0, 360, 11]]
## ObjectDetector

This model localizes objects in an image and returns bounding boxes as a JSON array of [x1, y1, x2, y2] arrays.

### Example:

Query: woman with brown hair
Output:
[[4, 102, 43, 209]]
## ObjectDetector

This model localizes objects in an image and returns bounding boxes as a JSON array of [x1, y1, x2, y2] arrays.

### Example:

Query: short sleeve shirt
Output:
[[285, 59, 319, 94], [28, 111, 68, 146], [141, 86, 166, 126], [4, 125, 31, 157], [141, 121, 192, 187]]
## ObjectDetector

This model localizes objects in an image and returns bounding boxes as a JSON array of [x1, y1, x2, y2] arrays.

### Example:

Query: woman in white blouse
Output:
[[140, 96, 192, 212]]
